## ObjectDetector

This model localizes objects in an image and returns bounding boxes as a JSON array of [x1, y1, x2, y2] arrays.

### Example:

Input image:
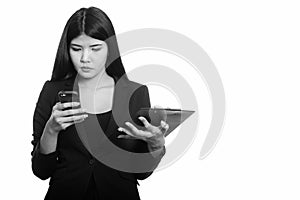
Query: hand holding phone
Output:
[[43, 91, 87, 135]]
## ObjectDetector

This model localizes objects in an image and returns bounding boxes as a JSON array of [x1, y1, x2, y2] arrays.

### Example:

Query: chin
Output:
[[78, 72, 94, 79]]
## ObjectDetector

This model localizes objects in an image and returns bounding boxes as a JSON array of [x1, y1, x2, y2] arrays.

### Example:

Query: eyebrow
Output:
[[70, 43, 103, 47]]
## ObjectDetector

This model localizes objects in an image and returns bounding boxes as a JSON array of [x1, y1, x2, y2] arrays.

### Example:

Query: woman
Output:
[[31, 6, 169, 200]]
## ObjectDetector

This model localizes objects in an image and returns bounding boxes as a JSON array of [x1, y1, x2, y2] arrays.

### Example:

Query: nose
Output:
[[80, 49, 90, 63]]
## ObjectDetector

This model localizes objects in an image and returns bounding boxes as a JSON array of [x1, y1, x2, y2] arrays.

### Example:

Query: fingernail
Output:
[[118, 127, 122, 132]]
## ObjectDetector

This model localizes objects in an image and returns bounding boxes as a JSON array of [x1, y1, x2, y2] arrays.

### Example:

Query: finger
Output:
[[163, 124, 169, 136], [160, 120, 167, 129], [117, 127, 135, 137], [124, 122, 140, 135], [138, 117, 152, 129], [160, 120, 169, 132], [61, 102, 81, 110], [60, 115, 87, 129], [164, 124, 169, 131], [52, 102, 61, 111], [53, 102, 80, 111], [73, 117, 86, 124], [60, 114, 88, 123], [138, 117, 157, 133], [61, 122, 73, 130], [62, 107, 86, 116], [117, 135, 137, 139]]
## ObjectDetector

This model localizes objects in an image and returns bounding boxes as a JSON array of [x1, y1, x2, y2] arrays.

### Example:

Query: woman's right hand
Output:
[[46, 102, 88, 135]]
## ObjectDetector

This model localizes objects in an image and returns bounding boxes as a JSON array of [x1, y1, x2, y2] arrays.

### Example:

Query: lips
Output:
[[81, 67, 92, 72]]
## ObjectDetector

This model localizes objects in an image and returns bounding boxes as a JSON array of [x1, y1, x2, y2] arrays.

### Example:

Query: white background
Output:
[[1, 0, 299, 199]]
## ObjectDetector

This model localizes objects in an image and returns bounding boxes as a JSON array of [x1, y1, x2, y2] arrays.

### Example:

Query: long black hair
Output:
[[50, 7, 128, 82]]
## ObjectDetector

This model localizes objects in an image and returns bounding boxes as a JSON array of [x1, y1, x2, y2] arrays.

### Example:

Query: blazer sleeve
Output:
[[131, 85, 166, 180], [31, 80, 58, 180]]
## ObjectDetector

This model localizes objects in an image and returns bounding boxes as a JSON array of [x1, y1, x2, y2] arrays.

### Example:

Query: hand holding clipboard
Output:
[[134, 107, 195, 137]]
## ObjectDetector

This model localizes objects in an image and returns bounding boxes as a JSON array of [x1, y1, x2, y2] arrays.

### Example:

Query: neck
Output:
[[78, 68, 110, 89]]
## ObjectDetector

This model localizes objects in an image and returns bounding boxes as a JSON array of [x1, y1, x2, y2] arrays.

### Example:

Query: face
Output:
[[69, 34, 108, 79]]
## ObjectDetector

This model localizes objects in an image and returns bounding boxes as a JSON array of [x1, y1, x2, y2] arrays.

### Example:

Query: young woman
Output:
[[31, 6, 169, 200]]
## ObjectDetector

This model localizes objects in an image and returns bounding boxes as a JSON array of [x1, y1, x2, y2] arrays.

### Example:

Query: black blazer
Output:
[[31, 76, 165, 200]]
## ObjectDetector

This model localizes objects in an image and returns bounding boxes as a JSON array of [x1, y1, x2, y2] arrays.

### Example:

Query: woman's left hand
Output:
[[117, 117, 169, 151]]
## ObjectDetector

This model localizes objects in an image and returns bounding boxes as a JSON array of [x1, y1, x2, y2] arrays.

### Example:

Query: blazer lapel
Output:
[[105, 77, 132, 138]]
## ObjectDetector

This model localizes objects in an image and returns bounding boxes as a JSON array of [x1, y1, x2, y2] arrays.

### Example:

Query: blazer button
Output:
[[89, 159, 95, 165]]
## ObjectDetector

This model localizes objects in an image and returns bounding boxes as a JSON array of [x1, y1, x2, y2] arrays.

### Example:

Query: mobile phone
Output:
[[58, 90, 80, 111]]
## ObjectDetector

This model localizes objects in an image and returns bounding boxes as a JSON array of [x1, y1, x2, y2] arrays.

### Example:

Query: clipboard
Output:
[[134, 107, 195, 137]]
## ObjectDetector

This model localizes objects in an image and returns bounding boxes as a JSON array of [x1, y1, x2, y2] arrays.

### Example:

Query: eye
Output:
[[92, 48, 101, 51], [71, 47, 81, 51]]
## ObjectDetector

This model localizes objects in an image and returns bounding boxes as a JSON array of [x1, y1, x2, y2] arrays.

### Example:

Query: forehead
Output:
[[70, 34, 105, 45]]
